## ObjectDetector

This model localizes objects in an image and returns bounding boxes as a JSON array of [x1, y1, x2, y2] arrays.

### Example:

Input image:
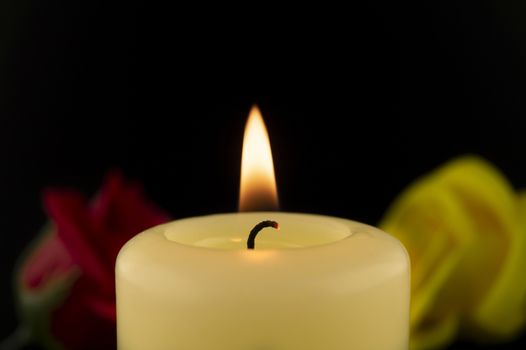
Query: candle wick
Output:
[[247, 220, 279, 249]]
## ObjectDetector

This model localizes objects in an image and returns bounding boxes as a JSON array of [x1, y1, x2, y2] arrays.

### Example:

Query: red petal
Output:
[[43, 190, 112, 287], [90, 171, 169, 269], [20, 230, 75, 290], [41, 171, 169, 349], [51, 277, 116, 350]]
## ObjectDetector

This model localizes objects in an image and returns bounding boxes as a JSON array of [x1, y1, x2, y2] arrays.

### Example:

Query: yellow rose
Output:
[[380, 156, 526, 349]]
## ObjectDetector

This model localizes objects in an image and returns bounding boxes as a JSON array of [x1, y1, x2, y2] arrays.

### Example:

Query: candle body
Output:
[[116, 213, 410, 350]]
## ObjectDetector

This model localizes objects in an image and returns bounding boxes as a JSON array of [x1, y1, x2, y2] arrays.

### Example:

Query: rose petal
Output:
[[90, 171, 168, 270], [43, 190, 113, 287], [51, 277, 116, 349], [20, 228, 75, 290], [381, 178, 474, 329], [382, 155, 526, 348], [432, 157, 524, 338], [410, 313, 459, 350], [464, 190, 526, 339], [32, 171, 169, 349]]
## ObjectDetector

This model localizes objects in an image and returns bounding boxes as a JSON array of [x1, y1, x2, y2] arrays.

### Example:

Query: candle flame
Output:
[[239, 105, 279, 212]]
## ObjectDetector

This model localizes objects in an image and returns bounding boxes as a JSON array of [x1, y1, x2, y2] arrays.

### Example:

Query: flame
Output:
[[239, 105, 279, 211]]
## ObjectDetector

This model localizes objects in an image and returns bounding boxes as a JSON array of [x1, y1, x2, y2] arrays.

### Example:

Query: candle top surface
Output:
[[121, 212, 408, 253], [163, 212, 353, 250]]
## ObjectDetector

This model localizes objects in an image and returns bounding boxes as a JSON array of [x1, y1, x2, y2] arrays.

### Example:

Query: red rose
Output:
[[13, 172, 168, 349]]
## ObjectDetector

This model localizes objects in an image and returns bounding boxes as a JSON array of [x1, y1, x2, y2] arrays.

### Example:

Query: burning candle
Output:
[[116, 106, 410, 350]]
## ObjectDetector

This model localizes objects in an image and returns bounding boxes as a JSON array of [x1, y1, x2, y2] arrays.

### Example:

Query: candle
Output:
[[116, 107, 410, 350]]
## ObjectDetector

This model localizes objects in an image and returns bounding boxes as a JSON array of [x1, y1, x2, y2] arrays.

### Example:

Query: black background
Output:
[[1, 1, 526, 349]]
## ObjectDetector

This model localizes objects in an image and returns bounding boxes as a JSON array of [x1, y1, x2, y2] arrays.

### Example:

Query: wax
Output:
[[116, 212, 410, 350]]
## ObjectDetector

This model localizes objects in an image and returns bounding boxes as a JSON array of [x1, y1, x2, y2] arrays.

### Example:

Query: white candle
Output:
[[116, 212, 409, 350], [116, 106, 410, 349]]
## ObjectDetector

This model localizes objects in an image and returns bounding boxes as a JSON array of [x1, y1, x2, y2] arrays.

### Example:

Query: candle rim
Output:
[[143, 212, 398, 252], [162, 212, 352, 251]]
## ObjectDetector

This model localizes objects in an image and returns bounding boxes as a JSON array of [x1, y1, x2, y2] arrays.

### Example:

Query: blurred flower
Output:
[[381, 156, 526, 349], [12, 171, 168, 350]]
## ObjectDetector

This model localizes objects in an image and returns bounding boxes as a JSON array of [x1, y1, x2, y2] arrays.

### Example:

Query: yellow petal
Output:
[[380, 176, 474, 328], [410, 313, 459, 350], [465, 190, 526, 339], [431, 156, 524, 338]]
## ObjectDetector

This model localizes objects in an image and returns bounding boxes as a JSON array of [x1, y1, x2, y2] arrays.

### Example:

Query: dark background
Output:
[[1, 1, 526, 349]]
